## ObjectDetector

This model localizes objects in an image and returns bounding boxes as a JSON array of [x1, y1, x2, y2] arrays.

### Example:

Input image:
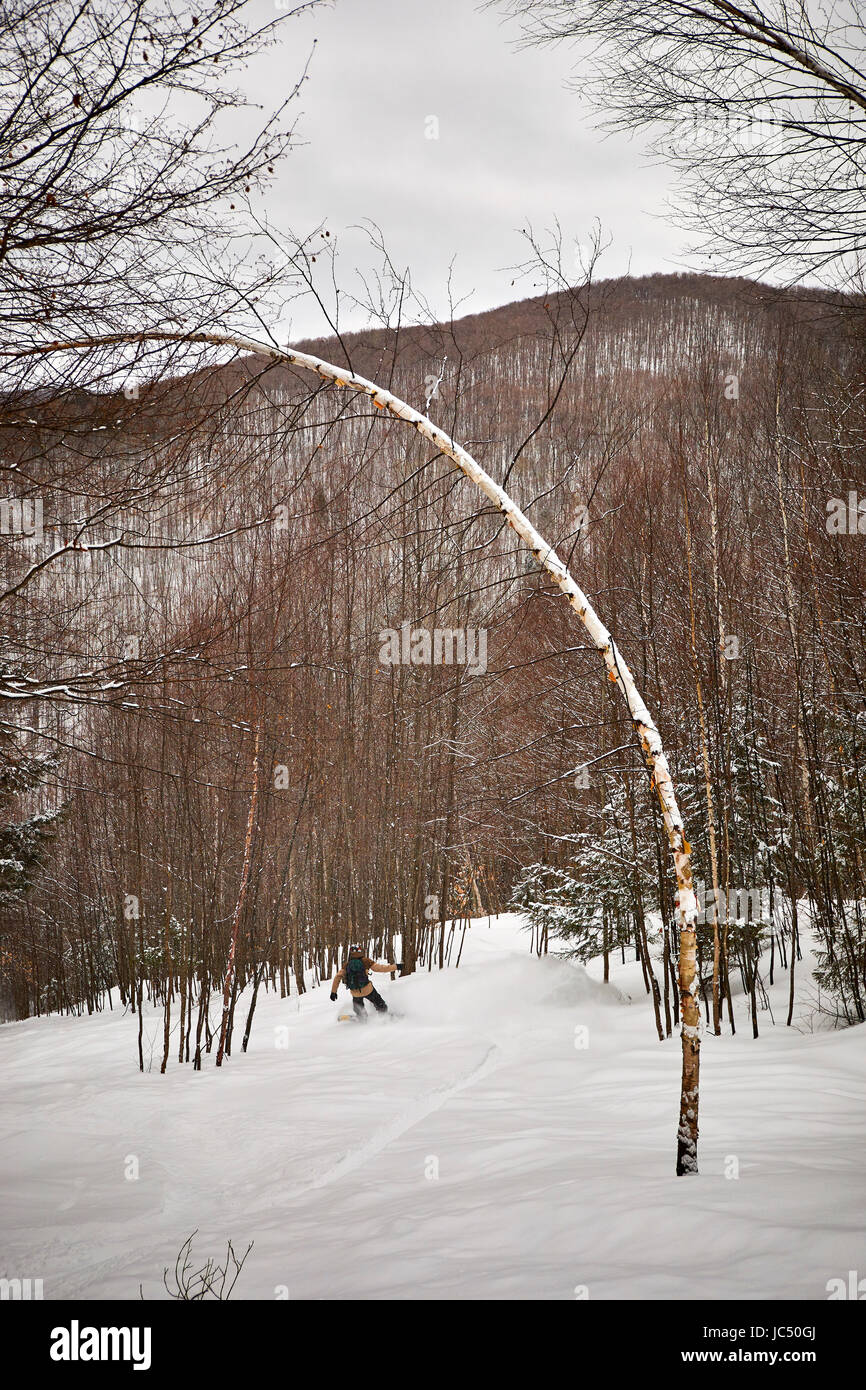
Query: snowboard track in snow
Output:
[[281, 1042, 503, 1202]]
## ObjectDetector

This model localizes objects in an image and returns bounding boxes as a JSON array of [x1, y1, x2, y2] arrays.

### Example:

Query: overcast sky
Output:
[[240, 0, 692, 338]]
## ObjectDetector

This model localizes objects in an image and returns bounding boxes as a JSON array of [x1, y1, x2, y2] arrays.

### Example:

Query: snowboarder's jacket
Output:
[[331, 952, 397, 998]]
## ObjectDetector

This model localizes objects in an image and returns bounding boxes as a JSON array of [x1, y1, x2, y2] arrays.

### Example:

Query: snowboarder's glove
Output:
[[395, 962, 404, 971], [329, 992, 338, 1002]]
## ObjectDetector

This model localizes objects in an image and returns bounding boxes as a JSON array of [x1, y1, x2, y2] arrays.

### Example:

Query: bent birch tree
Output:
[[12, 329, 703, 1174]]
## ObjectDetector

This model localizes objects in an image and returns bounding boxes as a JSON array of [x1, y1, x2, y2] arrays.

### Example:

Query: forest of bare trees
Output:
[[3, 267, 864, 1083]]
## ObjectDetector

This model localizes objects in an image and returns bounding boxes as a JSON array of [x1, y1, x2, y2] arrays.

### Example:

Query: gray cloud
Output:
[[240, 0, 687, 336]]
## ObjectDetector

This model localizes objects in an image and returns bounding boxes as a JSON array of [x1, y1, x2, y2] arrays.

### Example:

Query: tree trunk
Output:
[[216, 720, 262, 1068]]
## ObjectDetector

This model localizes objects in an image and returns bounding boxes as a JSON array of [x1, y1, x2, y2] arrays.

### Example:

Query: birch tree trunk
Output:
[[216, 717, 262, 1068], [28, 328, 702, 1173], [683, 479, 722, 1036]]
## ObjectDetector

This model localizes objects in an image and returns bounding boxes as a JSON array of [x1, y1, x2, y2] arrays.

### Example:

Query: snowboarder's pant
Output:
[[353, 987, 387, 1017]]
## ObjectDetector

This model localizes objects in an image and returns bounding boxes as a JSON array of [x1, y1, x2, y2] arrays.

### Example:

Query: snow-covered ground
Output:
[[1, 914, 864, 1300]]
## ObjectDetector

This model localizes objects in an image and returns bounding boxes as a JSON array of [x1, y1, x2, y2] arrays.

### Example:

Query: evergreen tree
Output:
[[511, 778, 644, 964], [0, 736, 63, 906]]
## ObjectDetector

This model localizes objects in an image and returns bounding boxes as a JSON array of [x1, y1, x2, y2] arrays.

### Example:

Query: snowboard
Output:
[[337, 1008, 401, 1023]]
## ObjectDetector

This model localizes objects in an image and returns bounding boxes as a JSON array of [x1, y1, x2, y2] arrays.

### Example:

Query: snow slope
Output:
[[1, 914, 864, 1300]]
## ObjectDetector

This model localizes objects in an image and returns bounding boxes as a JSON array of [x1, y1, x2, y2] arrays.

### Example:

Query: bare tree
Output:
[[499, 0, 866, 286], [0, 0, 322, 713], [0, 0, 318, 353]]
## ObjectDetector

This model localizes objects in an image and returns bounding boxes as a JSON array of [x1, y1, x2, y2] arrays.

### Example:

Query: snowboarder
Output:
[[330, 945, 402, 1019]]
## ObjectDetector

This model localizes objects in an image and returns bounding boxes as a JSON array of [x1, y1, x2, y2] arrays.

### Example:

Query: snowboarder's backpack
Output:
[[345, 954, 369, 992]]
